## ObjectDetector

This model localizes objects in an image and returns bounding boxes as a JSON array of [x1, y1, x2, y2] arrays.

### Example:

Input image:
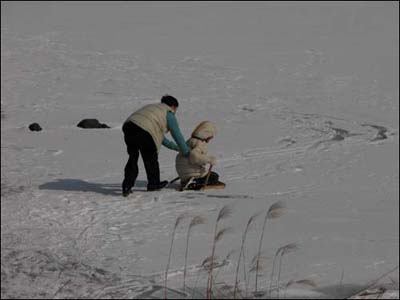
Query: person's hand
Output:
[[209, 156, 217, 166]]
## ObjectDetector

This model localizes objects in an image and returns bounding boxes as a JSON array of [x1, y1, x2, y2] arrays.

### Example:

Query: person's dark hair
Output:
[[161, 95, 179, 107]]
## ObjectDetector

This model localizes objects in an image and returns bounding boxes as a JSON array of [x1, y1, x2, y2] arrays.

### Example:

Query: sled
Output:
[[175, 166, 226, 191], [180, 177, 196, 191], [200, 182, 226, 191], [179, 180, 226, 192]]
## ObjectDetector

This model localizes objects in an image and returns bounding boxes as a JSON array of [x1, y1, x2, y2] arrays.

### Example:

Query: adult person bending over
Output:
[[122, 95, 190, 196]]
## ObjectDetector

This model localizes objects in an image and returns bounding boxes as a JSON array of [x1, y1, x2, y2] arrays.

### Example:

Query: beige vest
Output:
[[125, 103, 173, 151]]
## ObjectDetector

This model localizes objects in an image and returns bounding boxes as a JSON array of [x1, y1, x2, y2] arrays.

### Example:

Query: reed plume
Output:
[[274, 242, 299, 298], [285, 279, 317, 289], [284, 279, 317, 298], [207, 204, 233, 299], [254, 201, 286, 293]]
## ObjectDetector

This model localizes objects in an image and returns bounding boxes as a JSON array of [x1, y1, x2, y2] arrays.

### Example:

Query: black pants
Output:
[[122, 121, 160, 191]]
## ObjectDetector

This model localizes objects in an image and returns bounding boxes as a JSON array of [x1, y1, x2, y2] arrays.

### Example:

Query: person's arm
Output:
[[162, 137, 179, 151], [166, 111, 190, 156]]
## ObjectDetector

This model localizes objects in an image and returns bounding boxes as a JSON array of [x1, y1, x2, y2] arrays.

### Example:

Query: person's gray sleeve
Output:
[[166, 111, 190, 156]]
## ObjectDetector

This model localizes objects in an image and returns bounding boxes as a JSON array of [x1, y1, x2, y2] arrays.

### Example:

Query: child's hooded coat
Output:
[[175, 121, 216, 182]]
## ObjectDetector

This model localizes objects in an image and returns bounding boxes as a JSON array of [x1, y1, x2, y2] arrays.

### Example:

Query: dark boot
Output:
[[122, 186, 132, 197], [147, 180, 168, 191]]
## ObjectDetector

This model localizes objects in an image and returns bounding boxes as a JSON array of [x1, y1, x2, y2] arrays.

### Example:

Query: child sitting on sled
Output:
[[175, 121, 224, 190]]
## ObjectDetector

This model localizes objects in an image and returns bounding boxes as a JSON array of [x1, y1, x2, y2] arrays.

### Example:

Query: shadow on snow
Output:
[[39, 178, 147, 196]]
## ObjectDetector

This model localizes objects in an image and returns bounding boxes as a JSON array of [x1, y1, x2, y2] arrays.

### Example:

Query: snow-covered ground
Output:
[[1, 2, 399, 299]]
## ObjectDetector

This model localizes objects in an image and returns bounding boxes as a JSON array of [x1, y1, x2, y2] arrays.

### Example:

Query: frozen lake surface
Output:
[[1, 2, 399, 298]]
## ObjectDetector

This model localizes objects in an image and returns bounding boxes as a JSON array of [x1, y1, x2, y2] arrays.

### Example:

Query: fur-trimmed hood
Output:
[[191, 121, 216, 140]]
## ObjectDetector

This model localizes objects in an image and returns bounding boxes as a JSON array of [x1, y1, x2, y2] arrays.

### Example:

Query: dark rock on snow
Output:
[[77, 119, 110, 129], [29, 123, 42, 131]]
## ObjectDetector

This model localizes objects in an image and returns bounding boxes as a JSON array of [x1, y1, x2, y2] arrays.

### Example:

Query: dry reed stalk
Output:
[[233, 212, 260, 299], [183, 216, 206, 296], [249, 253, 269, 298], [206, 204, 232, 299], [348, 265, 399, 298], [276, 243, 299, 299], [213, 250, 237, 283], [268, 247, 281, 297], [164, 213, 187, 299], [254, 201, 286, 294]]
